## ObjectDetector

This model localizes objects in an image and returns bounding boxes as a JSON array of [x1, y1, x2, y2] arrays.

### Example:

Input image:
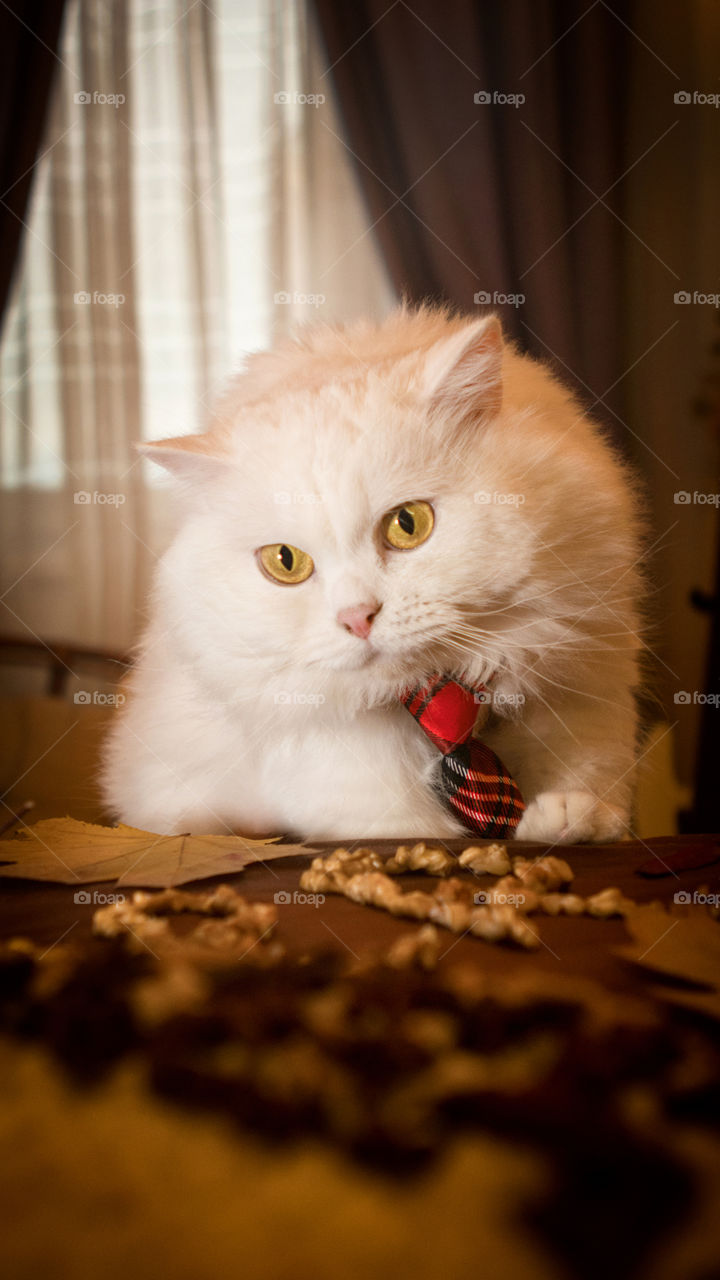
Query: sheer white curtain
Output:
[[0, 0, 394, 654]]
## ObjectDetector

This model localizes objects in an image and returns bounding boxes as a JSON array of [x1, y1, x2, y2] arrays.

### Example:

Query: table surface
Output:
[[1, 833, 719, 989], [2, 833, 720, 1280]]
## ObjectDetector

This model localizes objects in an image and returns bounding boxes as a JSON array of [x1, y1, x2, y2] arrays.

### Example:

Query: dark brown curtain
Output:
[[0, 1, 68, 321], [313, 0, 629, 430]]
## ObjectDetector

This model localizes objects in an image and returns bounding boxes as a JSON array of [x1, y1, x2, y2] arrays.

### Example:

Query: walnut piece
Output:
[[299, 860, 539, 948], [584, 887, 634, 918], [91, 884, 278, 957], [297, 842, 633, 952], [539, 893, 586, 916], [512, 855, 574, 893], [386, 924, 443, 971], [458, 843, 512, 876], [385, 842, 457, 876]]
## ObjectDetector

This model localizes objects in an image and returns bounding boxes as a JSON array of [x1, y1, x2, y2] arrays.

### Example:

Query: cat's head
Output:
[[138, 309, 542, 713]]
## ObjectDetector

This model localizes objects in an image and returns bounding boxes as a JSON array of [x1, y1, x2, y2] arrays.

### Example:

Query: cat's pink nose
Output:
[[337, 601, 382, 639]]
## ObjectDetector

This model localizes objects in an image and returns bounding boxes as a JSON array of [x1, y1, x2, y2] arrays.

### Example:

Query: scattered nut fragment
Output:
[[130, 960, 210, 1027], [300, 848, 384, 894], [93, 902, 169, 943], [301, 985, 353, 1038], [339, 871, 436, 921], [92, 884, 278, 958], [28, 944, 78, 1001], [6, 915, 713, 1196], [130, 884, 244, 918], [512, 855, 574, 893], [323, 847, 385, 877], [477, 876, 542, 914], [386, 925, 443, 971], [3, 937, 38, 958], [193, 919, 248, 949], [428, 897, 475, 933], [458, 843, 512, 876], [385, 842, 457, 876], [584, 887, 634, 918], [539, 893, 586, 916], [468, 905, 539, 949], [300, 862, 539, 948], [298, 866, 333, 894], [300, 843, 633, 950], [400, 1009, 457, 1054], [433, 877, 476, 904]]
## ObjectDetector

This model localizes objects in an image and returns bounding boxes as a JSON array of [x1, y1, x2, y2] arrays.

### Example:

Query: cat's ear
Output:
[[135, 432, 232, 481], [423, 315, 503, 425]]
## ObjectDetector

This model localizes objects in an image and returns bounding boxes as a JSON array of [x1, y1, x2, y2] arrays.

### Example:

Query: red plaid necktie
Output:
[[401, 675, 525, 838]]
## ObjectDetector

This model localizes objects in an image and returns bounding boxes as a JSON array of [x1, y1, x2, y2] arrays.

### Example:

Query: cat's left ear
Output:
[[422, 315, 503, 425], [135, 432, 232, 483]]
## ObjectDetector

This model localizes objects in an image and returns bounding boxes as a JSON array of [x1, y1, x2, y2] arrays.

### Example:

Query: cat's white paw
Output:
[[514, 789, 627, 843]]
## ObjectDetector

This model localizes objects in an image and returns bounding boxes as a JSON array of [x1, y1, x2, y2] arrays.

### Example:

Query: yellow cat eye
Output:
[[381, 501, 435, 550], [257, 543, 314, 585]]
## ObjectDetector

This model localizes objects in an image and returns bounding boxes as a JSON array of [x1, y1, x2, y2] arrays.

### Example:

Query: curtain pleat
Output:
[[312, 0, 628, 428], [0, 0, 68, 319]]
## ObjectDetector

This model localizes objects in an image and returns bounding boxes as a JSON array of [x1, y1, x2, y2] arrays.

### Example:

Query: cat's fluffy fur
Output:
[[102, 306, 645, 842]]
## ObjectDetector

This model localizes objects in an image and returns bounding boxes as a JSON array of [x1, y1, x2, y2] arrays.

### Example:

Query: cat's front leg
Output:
[[483, 693, 638, 843]]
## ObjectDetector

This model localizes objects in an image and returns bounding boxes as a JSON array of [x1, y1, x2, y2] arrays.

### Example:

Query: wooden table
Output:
[[1, 834, 719, 1280], [1, 833, 718, 986]]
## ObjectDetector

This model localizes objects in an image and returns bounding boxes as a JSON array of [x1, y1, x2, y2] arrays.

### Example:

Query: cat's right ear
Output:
[[422, 315, 503, 427], [135, 433, 232, 483]]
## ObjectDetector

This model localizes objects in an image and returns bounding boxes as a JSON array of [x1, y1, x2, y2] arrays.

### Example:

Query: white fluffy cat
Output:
[[102, 307, 645, 843]]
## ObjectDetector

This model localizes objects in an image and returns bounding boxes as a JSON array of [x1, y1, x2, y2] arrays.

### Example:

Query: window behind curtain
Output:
[[0, 0, 394, 649]]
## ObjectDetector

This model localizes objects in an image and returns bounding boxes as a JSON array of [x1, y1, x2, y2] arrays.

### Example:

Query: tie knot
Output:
[[401, 675, 484, 754]]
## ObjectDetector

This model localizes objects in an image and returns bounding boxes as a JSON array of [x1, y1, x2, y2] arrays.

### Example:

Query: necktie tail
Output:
[[401, 676, 525, 839], [441, 740, 526, 838]]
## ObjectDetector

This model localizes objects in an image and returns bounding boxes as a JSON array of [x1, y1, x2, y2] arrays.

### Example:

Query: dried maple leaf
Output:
[[0, 817, 310, 888], [614, 901, 720, 1020]]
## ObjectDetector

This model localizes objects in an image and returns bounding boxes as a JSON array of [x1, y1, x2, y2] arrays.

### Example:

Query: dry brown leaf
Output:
[[0, 817, 311, 888], [614, 901, 720, 1020]]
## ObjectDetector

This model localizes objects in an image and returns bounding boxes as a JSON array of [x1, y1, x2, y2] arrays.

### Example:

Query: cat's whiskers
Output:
[[439, 635, 584, 745], [441, 632, 633, 720], [428, 555, 644, 621], [449, 619, 640, 652]]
